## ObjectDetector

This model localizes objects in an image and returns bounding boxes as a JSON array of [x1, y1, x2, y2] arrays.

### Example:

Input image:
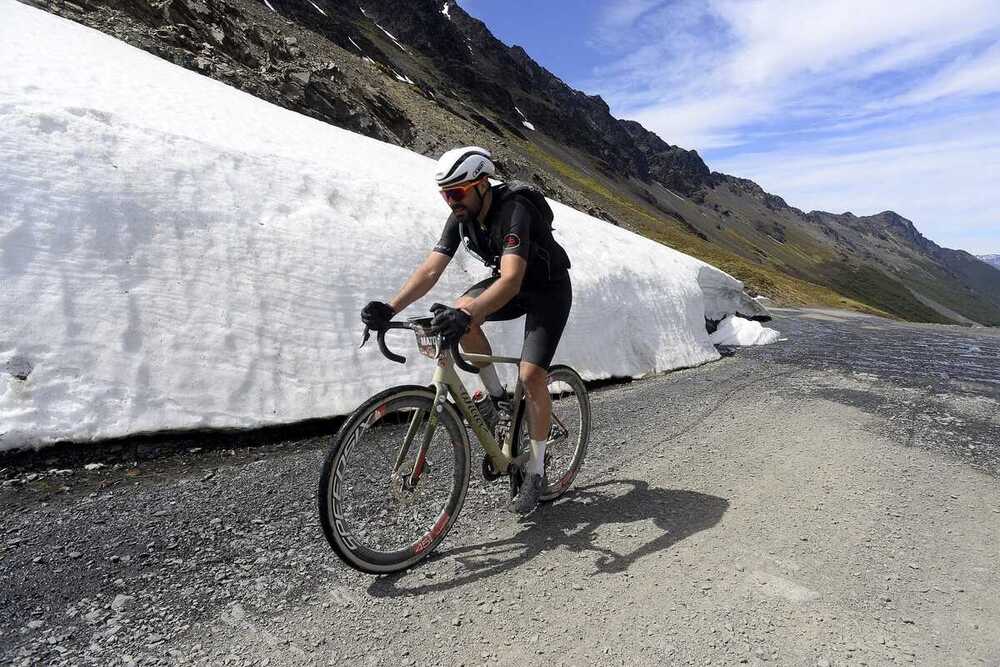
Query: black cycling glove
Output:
[[361, 301, 395, 330], [430, 303, 472, 343]]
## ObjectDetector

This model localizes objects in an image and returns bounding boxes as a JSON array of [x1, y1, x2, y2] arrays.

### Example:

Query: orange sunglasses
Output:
[[439, 178, 484, 203]]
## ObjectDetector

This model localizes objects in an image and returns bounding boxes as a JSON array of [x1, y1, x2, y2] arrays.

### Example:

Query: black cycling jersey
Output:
[[433, 183, 571, 288]]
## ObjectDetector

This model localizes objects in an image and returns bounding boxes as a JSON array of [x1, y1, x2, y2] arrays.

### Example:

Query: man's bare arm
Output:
[[463, 254, 526, 326], [389, 251, 452, 314]]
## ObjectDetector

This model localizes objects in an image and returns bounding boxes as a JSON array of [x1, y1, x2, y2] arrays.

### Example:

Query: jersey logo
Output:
[[503, 233, 521, 250]]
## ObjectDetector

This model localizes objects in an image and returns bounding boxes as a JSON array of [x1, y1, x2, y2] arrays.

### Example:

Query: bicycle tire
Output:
[[318, 385, 471, 574], [510, 366, 590, 503], [540, 365, 590, 501], [509, 397, 526, 501]]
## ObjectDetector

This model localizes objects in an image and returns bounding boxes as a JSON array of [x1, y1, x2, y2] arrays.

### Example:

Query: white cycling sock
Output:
[[528, 438, 546, 476], [479, 364, 504, 398]]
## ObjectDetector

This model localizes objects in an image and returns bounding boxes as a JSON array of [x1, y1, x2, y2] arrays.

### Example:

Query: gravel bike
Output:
[[318, 316, 590, 574]]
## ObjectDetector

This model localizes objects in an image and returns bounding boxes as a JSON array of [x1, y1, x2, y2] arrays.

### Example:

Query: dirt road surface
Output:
[[3, 308, 999, 666]]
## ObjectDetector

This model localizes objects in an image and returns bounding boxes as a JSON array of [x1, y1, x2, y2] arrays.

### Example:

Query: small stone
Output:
[[68, 551, 82, 559], [111, 595, 134, 612], [84, 463, 105, 471], [27, 620, 44, 630]]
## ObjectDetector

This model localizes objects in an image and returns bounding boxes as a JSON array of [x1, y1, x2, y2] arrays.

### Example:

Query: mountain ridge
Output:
[[30, 0, 1000, 325], [979, 254, 1000, 269]]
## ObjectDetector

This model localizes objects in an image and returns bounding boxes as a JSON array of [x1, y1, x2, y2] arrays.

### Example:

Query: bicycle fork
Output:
[[391, 356, 530, 490], [389, 390, 445, 491]]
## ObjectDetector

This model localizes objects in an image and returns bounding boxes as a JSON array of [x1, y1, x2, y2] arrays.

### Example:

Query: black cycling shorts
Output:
[[462, 274, 572, 370]]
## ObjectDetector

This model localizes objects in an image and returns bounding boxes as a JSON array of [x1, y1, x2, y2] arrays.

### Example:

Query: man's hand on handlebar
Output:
[[430, 303, 472, 344], [361, 301, 395, 330], [359, 305, 481, 374]]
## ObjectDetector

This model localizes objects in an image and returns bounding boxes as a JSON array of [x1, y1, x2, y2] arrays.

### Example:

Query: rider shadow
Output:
[[368, 479, 728, 598]]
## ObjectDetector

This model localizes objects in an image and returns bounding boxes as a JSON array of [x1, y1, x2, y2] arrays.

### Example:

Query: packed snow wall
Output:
[[1, 2, 765, 449]]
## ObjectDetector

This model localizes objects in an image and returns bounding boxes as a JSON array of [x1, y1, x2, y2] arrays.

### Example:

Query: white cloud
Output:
[[890, 43, 1000, 107], [594, 0, 1000, 131], [596, 0, 662, 34], [584, 0, 1000, 253]]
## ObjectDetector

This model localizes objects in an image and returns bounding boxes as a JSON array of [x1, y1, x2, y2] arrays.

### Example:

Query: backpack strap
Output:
[[497, 181, 554, 229]]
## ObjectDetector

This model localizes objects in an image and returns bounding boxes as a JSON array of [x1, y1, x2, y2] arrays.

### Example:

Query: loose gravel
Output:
[[2, 308, 998, 666]]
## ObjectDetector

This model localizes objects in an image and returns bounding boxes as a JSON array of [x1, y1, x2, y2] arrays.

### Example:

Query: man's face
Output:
[[441, 180, 484, 221]]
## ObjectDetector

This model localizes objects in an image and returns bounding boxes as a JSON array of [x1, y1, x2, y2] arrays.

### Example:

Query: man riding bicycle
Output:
[[361, 146, 572, 516]]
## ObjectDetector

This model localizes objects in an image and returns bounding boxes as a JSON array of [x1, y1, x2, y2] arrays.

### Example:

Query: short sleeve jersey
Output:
[[433, 196, 533, 265]]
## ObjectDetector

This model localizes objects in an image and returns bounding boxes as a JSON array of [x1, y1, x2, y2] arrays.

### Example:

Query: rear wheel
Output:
[[318, 386, 470, 574], [539, 366, 590, 501], [509, 366, 590, 503]]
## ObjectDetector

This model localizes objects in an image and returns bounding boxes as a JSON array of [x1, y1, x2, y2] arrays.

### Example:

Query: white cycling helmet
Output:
[[434, 146, 495, 188]]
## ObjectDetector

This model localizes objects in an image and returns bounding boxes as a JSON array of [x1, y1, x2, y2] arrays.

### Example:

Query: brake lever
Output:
[[360, 326, 371, 348]]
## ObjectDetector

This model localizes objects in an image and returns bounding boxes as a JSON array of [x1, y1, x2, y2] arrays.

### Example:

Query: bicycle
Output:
[[318, 315, 591, 574]]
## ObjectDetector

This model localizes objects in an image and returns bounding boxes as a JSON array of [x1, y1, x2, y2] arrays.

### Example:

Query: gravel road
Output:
[[2, 308, 999, 666]]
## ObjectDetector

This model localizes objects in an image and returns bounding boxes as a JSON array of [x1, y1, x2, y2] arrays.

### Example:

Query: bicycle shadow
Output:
[[367, 479, 728, 598]]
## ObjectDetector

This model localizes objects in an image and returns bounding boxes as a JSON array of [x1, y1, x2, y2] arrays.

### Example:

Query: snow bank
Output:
[[0, 2, 767, 449], [710, 316, 781, 346]]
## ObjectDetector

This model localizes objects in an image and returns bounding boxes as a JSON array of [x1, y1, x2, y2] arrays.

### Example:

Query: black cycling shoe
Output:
[[509, 473, 544, 516]]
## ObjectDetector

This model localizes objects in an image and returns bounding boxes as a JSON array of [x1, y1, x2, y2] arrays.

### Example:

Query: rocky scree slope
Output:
[[32, 0, 1000, 325]]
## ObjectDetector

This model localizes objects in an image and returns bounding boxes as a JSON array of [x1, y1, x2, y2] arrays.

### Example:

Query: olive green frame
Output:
[[396, 349, 528, 488]]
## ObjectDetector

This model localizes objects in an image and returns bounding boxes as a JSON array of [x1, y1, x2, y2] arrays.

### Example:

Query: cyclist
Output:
[[361, 146, 572, 516]]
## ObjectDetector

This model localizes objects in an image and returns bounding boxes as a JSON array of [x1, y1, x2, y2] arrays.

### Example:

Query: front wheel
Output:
[[318, 386, 471, 574]]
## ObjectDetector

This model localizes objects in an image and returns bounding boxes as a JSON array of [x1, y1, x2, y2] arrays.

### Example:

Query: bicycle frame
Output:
[[398, 349, 527, 489]]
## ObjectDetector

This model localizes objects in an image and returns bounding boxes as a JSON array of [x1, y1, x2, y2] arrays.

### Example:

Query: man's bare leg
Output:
[[520, 360, 551, 477], [455, 295, 491, 358], [520, 361, 551, 442], [506, 359, 550, 514], [455, 296, 504, 398]]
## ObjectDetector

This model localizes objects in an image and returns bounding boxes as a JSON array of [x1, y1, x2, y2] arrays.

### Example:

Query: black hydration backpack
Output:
[[460, 181, 571, 282]]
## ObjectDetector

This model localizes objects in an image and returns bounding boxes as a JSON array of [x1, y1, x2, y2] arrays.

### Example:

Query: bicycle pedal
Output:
[[481, 455, 502, 482]]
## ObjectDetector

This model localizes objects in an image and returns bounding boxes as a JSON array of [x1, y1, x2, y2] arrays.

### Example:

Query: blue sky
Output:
[[458, 1, 1000, 255]]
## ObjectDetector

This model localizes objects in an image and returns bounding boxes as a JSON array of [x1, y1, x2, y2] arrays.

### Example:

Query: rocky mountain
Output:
[[979, 254, 1000, 269], [31, 0, 1000, 326]]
